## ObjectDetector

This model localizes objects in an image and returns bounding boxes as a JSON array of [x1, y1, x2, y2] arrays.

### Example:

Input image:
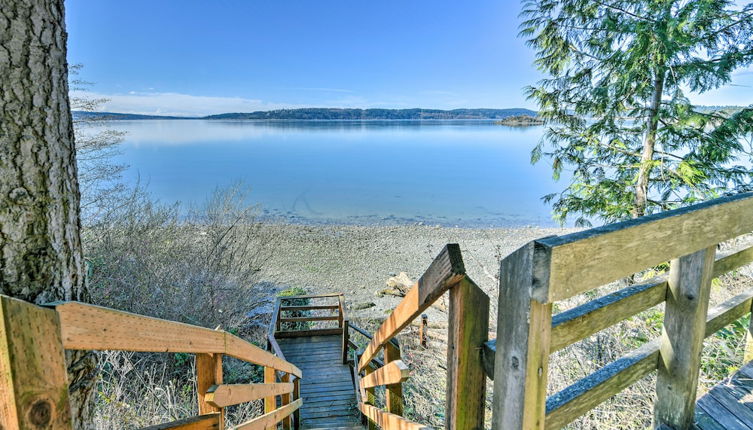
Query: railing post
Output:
[[196, 352, 224, 428], [491, 242, 552, 430], [384, 341, 404, 416], [342, 319, 350, 364], [293, 377, 301, 430], [746, 303, 753, 363], [338, 294, 345, 328], [654, 246, 716, 429], [419, 313, 429, 348], [0, 295, 72, 429], [363, 364, 378, 430], [281, 372, 292, 429], [447, 277, 489, 430], [264, 366, 276, 413]]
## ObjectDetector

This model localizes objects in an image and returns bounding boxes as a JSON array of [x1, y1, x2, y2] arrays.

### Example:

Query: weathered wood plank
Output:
[[141, 413, 220, 430], [535, 192, 753, 302], [55, 301, 300, 376], [196, 353, 223, 428], [550, 280, 667, 353], [540, 292, 753, 429], [235, 398, 302, 430], [0, 295, 72, 429], [549, 244, 753, 353], [358, 244, 465, 372], [279, 293, 343, 300], [361, 360, 410, 389], [654, 246, 716, 429], [705, 291, 753, 337], [279, 316, 339, 323], [491, 242, 552, 430], [359, 403, 432, 429], [713, 243, 753, 278], [544, 339, 660, 429], [696, 394, 749, 430], [446, 276, 489, 430], [707, 385, 753, 425], [205, 383, 293, 408], [276, 328, 344, 338], [280, 305, 339, 312]]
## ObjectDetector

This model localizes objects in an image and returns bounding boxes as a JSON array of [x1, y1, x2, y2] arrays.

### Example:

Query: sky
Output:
[[65, 0, 753, 116]]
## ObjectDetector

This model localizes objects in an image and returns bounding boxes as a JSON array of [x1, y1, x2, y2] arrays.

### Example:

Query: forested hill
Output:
[[205, 108, 537, 120], [73, 108, 538, 120]]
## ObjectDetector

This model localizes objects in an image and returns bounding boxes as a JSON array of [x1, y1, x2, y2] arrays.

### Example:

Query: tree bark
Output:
[[633, 68, 665, 218], [0, 0, 95, 427]]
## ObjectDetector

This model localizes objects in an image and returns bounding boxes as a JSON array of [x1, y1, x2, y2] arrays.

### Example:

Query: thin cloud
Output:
[[70, 90, 301, 116], [289, 87, 354, 93]]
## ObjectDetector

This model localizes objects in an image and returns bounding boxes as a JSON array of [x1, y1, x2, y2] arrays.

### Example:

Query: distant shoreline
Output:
[[73, 107, 537, 121]]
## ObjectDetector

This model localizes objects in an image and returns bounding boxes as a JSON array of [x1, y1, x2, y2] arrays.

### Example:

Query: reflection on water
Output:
[[108, 120, 564, 227]]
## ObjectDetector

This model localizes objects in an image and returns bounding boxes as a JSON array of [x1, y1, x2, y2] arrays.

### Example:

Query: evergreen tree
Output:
[[522, 0, 753, 225]]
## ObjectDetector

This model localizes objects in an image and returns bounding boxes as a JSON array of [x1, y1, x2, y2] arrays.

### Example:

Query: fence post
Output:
[[293, 377, 301, 430], [196, 353, 224, 428], [419, 314, 428, 348], [491, 242, 553, 430], [447, 277, 489, 430], [384, 341, 404, 416], [363, 364, 378, 430], [342, 319, 350, 364], [654, 246, 716, 429], [264, 366, 276, 413], [281, 372, 292, 429], [0, 295, 72, 429]]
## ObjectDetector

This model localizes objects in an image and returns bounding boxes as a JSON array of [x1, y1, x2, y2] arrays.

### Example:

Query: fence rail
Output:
[[0, 295, 302, 430], [490, 191, 753, 430], [345, 244, 490, 430]]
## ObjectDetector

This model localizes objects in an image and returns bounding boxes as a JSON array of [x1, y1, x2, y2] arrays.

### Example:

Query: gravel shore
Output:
[[257, 223, 574, 322]]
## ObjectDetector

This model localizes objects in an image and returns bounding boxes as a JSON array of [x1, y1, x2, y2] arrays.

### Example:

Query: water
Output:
[[108, 119, 565, 227]]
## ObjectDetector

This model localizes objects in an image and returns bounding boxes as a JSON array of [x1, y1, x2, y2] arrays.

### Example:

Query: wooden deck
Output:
[[278, 335, 362, 430], [696, 362, 753, 429]]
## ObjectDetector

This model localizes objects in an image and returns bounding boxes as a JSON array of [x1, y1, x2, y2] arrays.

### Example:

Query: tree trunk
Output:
[[633, 68, 665, 218], [0, 0, 95, 427]]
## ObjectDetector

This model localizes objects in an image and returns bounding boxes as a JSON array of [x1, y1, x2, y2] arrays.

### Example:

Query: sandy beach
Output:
[[257, 223, 574, 323]]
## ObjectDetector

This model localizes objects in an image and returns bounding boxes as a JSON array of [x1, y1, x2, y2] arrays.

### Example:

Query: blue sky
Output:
[[66, 0, 753, 116]]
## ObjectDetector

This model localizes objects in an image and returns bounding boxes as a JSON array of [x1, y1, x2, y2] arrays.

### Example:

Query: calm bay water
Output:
[[110, 120, 565, 227]]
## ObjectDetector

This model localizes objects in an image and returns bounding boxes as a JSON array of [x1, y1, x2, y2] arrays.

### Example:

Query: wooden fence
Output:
[[346, 244, 491, 430], [484, 191, 753, 429], [0, 299, 302, 430]]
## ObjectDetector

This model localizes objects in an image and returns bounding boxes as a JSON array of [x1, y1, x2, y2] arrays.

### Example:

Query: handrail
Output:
[[358, 244, 465, 372], [346, 244, 490, 430], [489, 192, 753, 430], [54, 301, 300, 377], [534, 191, 753, 303], [0, 295, 302, 430]]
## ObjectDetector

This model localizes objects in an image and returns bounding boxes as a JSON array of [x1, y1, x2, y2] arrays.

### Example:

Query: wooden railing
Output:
[[346, 244, 491, 430], [485, 192, 753, 430], [0, 298, 302, 430]]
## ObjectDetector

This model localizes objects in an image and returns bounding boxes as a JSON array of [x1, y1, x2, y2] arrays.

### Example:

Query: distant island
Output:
[[494, 114, 545, 126], [73, 107, 538, 121]]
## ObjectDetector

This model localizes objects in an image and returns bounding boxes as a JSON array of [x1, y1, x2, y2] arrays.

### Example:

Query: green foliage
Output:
[[522, 0, 753, 224]]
